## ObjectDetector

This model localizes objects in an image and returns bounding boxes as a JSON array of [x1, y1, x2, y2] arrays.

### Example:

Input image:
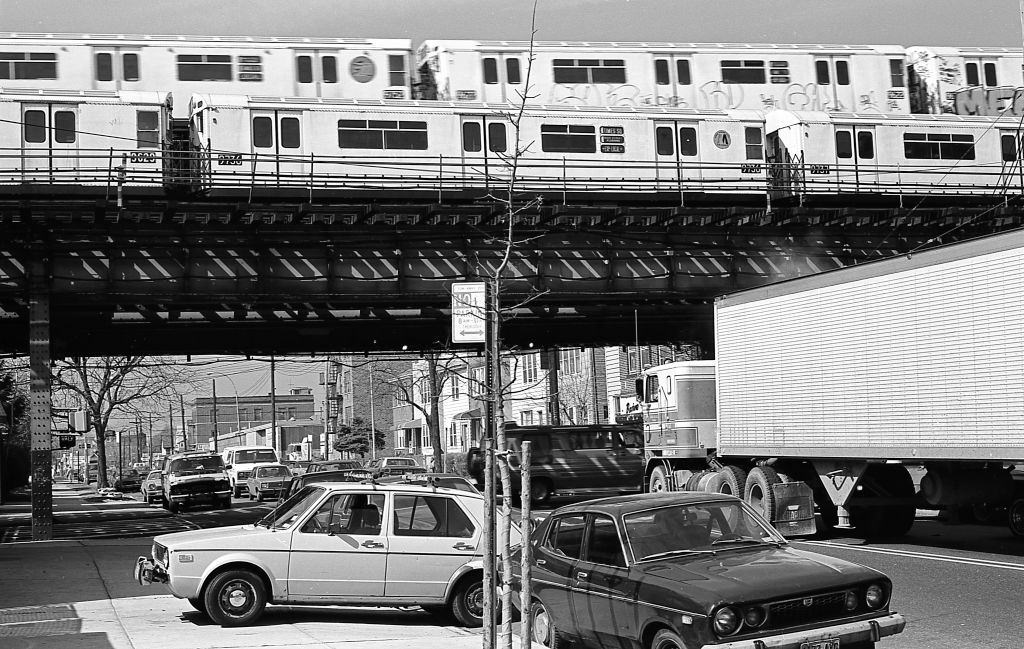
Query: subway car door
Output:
[[479, 52, 523, 103], [653, 120, 701, 193], [250, 110, 305, 186], [814, 56, 855, 111], [294, 50, 341, 98], [459, 116, 491, 190], [653, 55, 696, 109], [93, 48, 142, 91], [21, 103, 79, 182], [833, 125, 877, 193]]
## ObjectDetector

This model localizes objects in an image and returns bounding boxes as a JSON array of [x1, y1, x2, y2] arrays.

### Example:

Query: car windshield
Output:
[[147, 471, 161, 479], [386, 458, 416, 467], [257, 486, 326, 529], [624, 500, 785, 561], [256, 466, 291, 478], [235, 450, 277, 463], [168, 456, 224, 475]]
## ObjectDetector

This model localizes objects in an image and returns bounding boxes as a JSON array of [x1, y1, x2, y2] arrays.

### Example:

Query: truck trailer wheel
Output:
[[745, 467, 781, 522], [849, 464, 916, 539], [716, 465, 748, 496], [1009, 499, 1024, 538], [648, 466, 668, 493]]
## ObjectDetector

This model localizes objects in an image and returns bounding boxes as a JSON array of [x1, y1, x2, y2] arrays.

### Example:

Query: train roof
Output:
[[0, 88, 172, 106], [190, 93, 756, 118], [417, 39, 906, 53], [906, 45, 1023, 55], [0, 32, 412, 48], [765, 108, 1024, 132]]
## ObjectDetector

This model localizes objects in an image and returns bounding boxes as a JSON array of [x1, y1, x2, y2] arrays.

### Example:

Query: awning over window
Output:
[[453, 408, 483, 420], [399, 419, 423, 429]]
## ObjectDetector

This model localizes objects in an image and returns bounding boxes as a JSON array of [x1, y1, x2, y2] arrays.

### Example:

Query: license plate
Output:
[[801, 640, 839, 649]]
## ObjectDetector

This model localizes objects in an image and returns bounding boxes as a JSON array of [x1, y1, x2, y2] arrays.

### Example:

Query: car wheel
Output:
[[648, 465, 667, 493], [256, 491, 264, 503], [203, 569, 267, 627], [168, 501, 180, 514], [530, 479, 552, 505], [650, 628, 687, 649], [530, 599, 564, 649], [221, 498, 232, 510], [449, 575, 484, 627], [187, 597, 206, 615], [744, 466, 781, 522], [1009, 499, 1024, 538]]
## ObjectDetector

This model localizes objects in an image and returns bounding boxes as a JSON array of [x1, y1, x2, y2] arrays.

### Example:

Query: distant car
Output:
[[140, 470, 164, 504], [282, 460, 313, 475], [365, 456, 421, 478], [134, 482, 516, 627], [306, 459, 364, 473], [113, 469, 143, 492], [161, 451, 231, 513], [245, 464, 293, 502], [282, 468, 371, 500], [516, 492, 905, 649], [378, 472, 479, 494]]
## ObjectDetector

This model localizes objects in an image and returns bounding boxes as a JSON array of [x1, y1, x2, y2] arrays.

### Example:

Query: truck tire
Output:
[[716, 465, 748, 496], [849, 464, 916, 539], [745, 467, 781, 522], [1009, 499, 1024, 538], [530, 479, 552, 505], [648, 465, 668, 493]]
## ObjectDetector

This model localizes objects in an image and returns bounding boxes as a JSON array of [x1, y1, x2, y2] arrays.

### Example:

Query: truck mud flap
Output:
[[772, 481, 817, 536]]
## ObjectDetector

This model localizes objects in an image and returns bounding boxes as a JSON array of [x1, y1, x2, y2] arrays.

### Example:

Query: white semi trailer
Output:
[[637, 228, 1024, 538]]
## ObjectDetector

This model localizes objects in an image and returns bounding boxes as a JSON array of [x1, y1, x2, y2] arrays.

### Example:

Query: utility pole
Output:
[[179, 395, 187, 451], [148, 415, 154, 469], [270, 355, 278, 456], [168, 402, 174, 452], [368, 363, 377, 461], [546, 347, 561, 425], [211, 379, 219, 453]]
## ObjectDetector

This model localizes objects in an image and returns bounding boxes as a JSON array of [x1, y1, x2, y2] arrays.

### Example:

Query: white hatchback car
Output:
[[134, 481, 509, 627]]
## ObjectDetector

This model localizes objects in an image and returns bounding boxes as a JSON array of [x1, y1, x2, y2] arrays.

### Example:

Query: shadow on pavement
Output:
[[176, 604, 456, 628], [0, 604, 117, 649]]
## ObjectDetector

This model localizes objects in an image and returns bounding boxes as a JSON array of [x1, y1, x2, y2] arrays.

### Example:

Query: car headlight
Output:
[[742, 605, 766, 628], [865, 583, 886, 609], [713, 606, 741, 636], [845, 590, 859, 611], [260, 482, 270, 488]]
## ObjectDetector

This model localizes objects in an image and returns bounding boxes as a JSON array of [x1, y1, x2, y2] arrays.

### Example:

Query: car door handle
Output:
[[576, 571, 588, 580], [452, 542, 475, 551], [536, 559, 546, 566], [361, 540, 384, 549]]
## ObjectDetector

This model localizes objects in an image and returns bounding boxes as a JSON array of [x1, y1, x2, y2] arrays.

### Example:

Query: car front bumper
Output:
[[702, 613, 906, 648], [168, 489, 230, 503], [134, 556, 168, 586]]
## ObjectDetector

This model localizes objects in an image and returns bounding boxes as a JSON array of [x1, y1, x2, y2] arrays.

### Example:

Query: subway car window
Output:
[[857, 131, 875, 159], [389, 55, 407, 87], [53, 111, 76, 144], [123, 53, 139, 81], [722, 60, 766, 84], [338, 119, 382, 149], [384, 121, 428, 150], [655, 59, 669, 85], [488, 122, 507, 152], [679, 127, 697, 156], [482, 58, 498, 84], [836, 61, 850, 85], [744, 127, 763, 160], [815, 60, 830, 85], [903, 132, 976, 160], [835, 131, 853, 158], [297, 56, 313, 84], [889, 59, 905, 87], [23, 110, 46, 143], [137, 110, 159, 148], [322, 56, 337, 83], [3, 52, 58, 79], [252, 116, 274, 148], [984, 62, 998, 86], [506, 59, 521, 85], [177, 54, 232, 81], [677, 59, 692, 85], [462, 122, 482, 152], [541, 124, 597, 153], [656, 126, 673, 155], [965, 63, 979, 86], [280, 117, 301, 149], [96, 53, 112, 81], [1001, 134, 1018, 161]]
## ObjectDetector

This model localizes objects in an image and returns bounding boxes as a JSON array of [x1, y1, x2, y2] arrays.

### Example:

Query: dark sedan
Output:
[[516, 492, 905, 649], [280, 468, 372, 500], [306, 459, 364, 473]]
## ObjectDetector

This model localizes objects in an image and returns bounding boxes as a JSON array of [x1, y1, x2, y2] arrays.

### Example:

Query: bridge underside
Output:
[[2, 196, 1022, 356]]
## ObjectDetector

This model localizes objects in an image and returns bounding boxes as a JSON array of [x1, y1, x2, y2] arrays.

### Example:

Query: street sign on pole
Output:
[[451, 282, 486, 343]]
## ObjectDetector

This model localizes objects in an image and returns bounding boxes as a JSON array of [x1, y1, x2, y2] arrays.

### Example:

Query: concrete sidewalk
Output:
[[0, 538, 522, 649]]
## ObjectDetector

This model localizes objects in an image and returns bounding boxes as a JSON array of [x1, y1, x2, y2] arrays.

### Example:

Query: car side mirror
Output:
[[224, 464, 232, 470]]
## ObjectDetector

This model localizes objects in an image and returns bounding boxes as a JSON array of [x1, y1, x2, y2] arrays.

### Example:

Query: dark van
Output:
[[467, 424, 643, 504]]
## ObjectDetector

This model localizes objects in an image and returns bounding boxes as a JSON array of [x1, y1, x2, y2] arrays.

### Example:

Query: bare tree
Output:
[[52, 357, 198, 488], [556, 369, 593, 424]]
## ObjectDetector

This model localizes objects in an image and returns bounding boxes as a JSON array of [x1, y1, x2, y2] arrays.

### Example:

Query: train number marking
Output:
[[809, 164, 831, 175], [129, 152, 157, 164], [217, 154, 244, 166], [740, 164, 762, 174]]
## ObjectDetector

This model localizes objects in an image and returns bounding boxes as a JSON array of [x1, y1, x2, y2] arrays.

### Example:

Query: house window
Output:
[[721, 60, 766, 84], [451, 374, 461, 398], [253, 408, 263, 420], [338, 119, 428, 150], [137, 110, 159, 148], [541, 124, 596, 153], [0, 52, 57, 79], [470, 367, 485, 398], [177, 54, 232, 81], [553, 58, 626, 84], [523, 353, 539, 383], [559, 349, 582, 375], [419, 379, 432, 404], [520, 411, 534, 425]]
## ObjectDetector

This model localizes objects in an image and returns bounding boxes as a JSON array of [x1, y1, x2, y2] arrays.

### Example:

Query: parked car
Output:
[[113, 469, 143, 492], [244, 464, 293, 502], [365, 456, 421, 477], [378, 472, 477, 494], [468, 424, 643, 505], [161, 451, 231, 512], [140, 470, 164, 504], [306, 459, 364, 473], [134, 482, 517, 627], [281, 468, 371, 500], [517, 492, 905, 649], [221, 445, 279, 497]]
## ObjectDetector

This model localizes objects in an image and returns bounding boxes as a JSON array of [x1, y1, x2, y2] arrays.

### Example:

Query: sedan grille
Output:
[[768, 591, 847, 629]]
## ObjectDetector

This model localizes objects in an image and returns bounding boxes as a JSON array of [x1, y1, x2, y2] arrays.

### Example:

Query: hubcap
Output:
[[533, 608, 551, 646], [220, 580, 253, 616], [465, 583, 484, 618]]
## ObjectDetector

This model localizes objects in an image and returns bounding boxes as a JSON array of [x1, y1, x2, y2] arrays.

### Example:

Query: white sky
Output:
[[2, 0, 1022, 47]]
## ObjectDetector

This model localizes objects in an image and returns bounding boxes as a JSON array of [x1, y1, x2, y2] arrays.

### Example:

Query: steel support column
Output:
[[29, 257, 53, 541]]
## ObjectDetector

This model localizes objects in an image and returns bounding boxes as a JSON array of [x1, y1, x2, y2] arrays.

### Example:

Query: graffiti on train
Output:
[[953, 86, 1024, 117]]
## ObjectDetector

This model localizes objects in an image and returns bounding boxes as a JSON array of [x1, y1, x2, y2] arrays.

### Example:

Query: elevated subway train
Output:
[[1, 32, 1022, 117], [3, 88, 1024, 202]]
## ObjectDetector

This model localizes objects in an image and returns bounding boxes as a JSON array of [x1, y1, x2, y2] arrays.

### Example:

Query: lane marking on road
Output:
[[798, 540, 1024, 572]]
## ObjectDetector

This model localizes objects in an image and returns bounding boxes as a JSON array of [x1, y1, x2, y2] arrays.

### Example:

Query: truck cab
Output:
[[221, 445, 279, 497]]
